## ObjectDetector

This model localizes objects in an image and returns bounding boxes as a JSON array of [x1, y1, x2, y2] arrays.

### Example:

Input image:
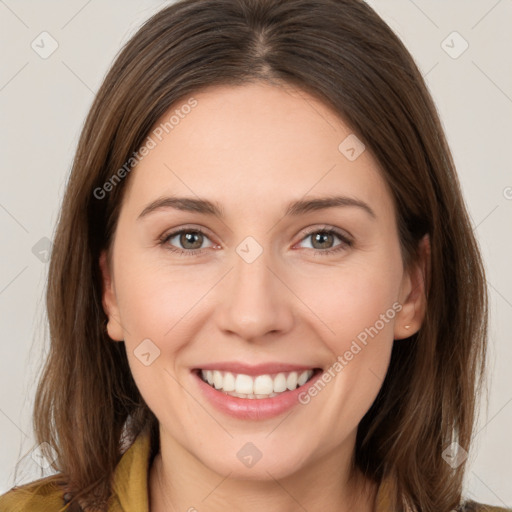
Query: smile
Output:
[[199, 369, 318, 399], [191, 362, 324, 420]]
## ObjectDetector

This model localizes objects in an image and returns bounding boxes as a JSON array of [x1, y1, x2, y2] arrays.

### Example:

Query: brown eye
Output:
[[178, 231, 204, 250], [310, 231, 336, 250], [297, 228, 353, 255], [161, 228, 215, 254]]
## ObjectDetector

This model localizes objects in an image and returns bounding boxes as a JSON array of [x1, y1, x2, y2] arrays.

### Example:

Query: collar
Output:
[[110, 430, 393, 512]]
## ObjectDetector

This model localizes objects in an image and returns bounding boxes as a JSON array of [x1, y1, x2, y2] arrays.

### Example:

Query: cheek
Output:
[[298, 267, 398, 433], [290, 251, 402, 418], [294, 258, 401, 348], [112, 254, 223, 402], [115, 258, 196, 418], [113, 251, 212, 344]]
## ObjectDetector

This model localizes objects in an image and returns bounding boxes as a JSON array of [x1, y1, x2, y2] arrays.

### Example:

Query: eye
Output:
[[159, 227, 216, 255], [159, 225, 353, 257], [296, 226, 353, 255]]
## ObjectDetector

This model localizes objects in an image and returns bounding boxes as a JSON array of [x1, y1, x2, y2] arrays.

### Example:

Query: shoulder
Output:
[[458, 501, 511, 512], [0, 431, 151, 512], [377, 474, 511, 512], [0, 475, 67, 512]]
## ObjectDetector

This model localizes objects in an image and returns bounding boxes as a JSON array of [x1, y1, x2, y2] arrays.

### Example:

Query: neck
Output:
[[149, 429, 378, 512]]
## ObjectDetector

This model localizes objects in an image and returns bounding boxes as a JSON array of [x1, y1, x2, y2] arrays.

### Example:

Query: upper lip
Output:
[[193, 362, 321, 376]]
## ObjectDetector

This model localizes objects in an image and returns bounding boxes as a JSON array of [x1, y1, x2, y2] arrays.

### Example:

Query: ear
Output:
[[394, 234, 430, 340], [99, 249, 124, 342]]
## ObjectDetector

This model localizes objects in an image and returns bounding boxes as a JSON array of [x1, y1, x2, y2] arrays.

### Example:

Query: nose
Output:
[[214, 247, 295, 343]]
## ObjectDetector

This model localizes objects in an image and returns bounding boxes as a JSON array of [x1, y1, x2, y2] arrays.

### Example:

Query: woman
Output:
[[1, 0, 509, 511]]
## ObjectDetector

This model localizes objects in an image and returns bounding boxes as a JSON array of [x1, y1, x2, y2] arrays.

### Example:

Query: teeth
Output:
[[254, 375, 273, 395], [200, 369, 315, 397], [286, 372, 298, 390], [222, 371, 235, 391], [235, 374, 254, 394], [274, 373, 287, 392], [297, 371, 310, 386], [213, 370, 223, 390]]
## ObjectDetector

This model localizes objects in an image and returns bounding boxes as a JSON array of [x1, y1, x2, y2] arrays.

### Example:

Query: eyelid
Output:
[[160, 224, 218, 242], [294, 224, 353, 246]]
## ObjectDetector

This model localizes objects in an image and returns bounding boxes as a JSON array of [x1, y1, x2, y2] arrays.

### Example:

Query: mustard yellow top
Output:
[[0, 431, 509, 512]]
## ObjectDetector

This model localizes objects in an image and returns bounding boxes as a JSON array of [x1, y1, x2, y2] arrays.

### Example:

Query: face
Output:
[[100, 82, 424, 481]]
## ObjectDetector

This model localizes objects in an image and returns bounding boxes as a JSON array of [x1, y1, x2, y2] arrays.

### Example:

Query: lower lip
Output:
[[192, 369, 323, 420]]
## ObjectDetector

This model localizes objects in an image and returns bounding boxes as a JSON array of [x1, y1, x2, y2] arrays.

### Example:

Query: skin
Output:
[[100, 82, 429, 512]]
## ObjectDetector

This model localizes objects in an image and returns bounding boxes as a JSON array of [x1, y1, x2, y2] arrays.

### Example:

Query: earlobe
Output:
[[394, 234, 430, 340], [99, 250, 124, 341]]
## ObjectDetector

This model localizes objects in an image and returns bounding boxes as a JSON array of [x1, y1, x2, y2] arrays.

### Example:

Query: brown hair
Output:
[[32, 0, 488, 510]]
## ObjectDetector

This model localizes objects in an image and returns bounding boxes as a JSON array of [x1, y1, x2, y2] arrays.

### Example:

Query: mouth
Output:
[[193, 368, 323, 399]]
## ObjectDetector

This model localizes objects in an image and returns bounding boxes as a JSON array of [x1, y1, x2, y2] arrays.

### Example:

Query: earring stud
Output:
[[404, 325, 411, 329]]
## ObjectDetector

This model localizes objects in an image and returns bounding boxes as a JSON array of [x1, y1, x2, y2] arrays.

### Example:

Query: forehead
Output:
[[121, 82, 394, 219]]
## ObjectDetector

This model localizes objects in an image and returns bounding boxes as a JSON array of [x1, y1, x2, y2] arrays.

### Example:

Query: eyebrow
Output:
[[137, 195, 376, 220]]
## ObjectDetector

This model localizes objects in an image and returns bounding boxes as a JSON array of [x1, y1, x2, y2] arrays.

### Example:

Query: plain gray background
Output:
[[0, 0, 511, 507]]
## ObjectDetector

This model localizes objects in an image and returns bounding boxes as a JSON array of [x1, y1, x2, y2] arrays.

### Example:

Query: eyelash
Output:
[[158, 225, 353, 257]]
